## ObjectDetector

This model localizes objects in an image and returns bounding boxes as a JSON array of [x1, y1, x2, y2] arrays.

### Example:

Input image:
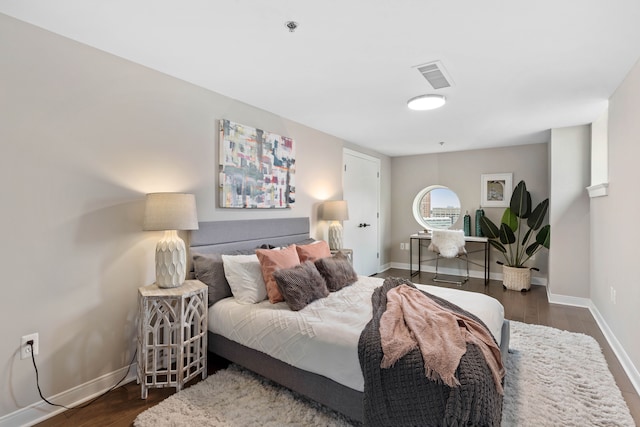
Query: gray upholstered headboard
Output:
[[190, 217, 310, 255]]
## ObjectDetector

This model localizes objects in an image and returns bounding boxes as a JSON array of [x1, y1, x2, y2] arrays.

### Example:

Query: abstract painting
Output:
[[219, 119, 296, 208]]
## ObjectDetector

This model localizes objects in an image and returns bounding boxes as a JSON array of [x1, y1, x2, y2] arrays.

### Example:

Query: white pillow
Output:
[[221, 254, 268, 304]]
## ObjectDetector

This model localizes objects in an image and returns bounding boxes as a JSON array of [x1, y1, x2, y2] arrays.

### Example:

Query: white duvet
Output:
[[209, 275, 505, 392]]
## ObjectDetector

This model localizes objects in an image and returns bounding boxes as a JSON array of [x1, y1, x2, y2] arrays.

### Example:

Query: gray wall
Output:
[[549, 126, 591, 298], [390, 143, 550, 281], [0, 14, 390, 420], [591, 57, 640, 388]]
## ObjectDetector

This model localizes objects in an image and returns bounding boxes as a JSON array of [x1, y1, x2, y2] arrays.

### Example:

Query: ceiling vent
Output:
[[415, 61, 453, 89]]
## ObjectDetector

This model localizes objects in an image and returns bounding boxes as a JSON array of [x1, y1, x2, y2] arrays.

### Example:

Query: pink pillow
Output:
[[256, 244, 301, 303], [296, 240, 332, 262]]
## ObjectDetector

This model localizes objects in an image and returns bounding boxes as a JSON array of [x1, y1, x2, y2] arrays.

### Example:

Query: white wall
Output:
[[0, 14, 390, 422], [591, 57, 640, 390], [591, 109, 609, 186], [548, 126, 591, 299]]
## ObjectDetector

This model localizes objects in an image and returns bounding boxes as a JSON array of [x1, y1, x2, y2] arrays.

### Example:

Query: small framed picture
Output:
[[481, 173, 513, 207]]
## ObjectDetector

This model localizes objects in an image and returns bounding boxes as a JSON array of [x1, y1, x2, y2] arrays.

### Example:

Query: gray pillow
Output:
[[193, 253, 230, 306], [314, 252, 358, 292], [293, 238, 317, 246], [273, 261, 329, 311], [193, 249, 256, 306]]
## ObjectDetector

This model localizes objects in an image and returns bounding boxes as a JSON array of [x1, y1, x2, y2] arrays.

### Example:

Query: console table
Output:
[[409, 233, 490, 285]]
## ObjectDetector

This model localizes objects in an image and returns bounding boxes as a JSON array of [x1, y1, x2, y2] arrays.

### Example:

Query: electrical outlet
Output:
[[21, 333, 39, 360], [405, 242, 410, 251], [612, 288, 617, 305], [400, 243, 405, 250]]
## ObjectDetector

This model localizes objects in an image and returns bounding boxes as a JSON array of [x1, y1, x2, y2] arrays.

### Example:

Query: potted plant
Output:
[[479, 180, 550, 291]]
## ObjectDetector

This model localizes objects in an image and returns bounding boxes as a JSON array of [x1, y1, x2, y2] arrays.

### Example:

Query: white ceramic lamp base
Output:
[[155, 230, 186, 288], [328, 221, 344, 250]]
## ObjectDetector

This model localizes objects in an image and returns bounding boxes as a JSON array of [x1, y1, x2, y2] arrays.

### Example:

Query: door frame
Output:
[[343, 148, 381, 274]]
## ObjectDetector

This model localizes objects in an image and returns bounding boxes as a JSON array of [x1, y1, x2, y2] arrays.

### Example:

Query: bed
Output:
[[190, 217, 510, 424]]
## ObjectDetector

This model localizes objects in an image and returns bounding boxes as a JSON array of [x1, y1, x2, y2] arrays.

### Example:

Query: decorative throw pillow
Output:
[[314, 252, 359, 292], [193, 253, 229, 306], [295, 240, 332, 262], [273, 261, 329, 311], [256, 244, 301, 303], [193, 249, 256, 306], [221, 254, 267, 304], [293, 238, 317, 246]]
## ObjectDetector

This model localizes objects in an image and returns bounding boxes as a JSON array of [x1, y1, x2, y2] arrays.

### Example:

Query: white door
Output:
[[343, 149, 380, 276]]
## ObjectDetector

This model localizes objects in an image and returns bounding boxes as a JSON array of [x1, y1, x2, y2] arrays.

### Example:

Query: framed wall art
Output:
[[480, 173, 513, 207], [219, 119, 296, 209]]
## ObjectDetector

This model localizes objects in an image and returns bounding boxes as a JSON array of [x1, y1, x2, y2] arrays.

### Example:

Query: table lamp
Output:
[[322, 200, 349, 250], [143, 193, 199, 288]]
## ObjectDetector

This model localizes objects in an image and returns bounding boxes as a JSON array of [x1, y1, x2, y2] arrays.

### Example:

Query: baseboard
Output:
[[390, 263, 547, 286], [546, 291, 591, 307], [588, 304, 640, 396], [0, 363, 137, 427], [377, 262, 391, 273]]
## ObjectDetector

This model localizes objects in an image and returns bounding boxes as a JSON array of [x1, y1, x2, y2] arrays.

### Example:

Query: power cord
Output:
[[27, 340, 137, 410]]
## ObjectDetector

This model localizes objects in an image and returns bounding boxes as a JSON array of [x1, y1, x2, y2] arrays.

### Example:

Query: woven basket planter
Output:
[[503, 266, 531, 291]]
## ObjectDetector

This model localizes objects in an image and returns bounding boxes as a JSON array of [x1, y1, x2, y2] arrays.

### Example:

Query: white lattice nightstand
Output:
[[137, 280, 208, 399]]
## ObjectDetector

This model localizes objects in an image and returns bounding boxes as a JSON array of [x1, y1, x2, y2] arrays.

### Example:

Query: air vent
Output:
[[415, 61, 453, 89]]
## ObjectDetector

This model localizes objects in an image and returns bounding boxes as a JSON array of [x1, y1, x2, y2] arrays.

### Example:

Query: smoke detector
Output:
[[285, 21, 299, 32]]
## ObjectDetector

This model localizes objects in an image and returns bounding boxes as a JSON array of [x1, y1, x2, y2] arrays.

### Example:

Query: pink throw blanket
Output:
[[379, 284, 504, 394]]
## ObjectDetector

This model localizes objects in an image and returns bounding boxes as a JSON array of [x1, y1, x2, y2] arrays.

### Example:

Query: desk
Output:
[[410, 233, 490, 285]]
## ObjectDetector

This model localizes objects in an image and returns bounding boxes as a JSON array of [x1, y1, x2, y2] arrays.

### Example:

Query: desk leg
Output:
[[410, 238, 414, 276], [418, 239, 422, 276], [410, 238, 418, 277], [484, 241, 490, 286]]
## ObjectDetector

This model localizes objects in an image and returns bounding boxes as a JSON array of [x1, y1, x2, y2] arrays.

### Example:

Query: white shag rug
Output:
[[135, 321, 635, 427]]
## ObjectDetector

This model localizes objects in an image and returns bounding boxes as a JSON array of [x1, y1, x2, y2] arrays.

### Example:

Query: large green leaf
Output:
[[510, 180, 531, 218], [526, 242, 540, 256], [479, 215, 500, 238], [536, 224, 551, 249], [523, 228, 533, 246], [499, 223, 516, 245], [527, 199, 549, 231], [488, 240, 507, 253], [501, 208, 518, 232]]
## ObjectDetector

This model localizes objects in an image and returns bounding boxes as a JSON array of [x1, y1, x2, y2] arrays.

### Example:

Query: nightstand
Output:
[[330, 248, 353, 265], [137, 280, 208, 399]]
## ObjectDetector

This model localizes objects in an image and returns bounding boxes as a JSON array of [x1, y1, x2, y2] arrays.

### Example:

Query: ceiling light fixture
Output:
[[407, 94, 446, 111]]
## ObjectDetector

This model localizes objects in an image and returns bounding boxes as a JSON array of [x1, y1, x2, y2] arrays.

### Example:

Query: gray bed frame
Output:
[[190, 217, 510, 424]]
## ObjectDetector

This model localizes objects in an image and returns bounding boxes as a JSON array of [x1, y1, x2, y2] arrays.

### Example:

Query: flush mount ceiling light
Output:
[[407, 94, 446, 111]]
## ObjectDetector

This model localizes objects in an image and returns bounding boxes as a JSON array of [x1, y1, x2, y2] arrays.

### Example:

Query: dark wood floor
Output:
[[37, 269, 640, 426]]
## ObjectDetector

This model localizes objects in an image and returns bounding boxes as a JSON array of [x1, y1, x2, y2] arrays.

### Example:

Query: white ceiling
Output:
[[2, 1, 640, 157]]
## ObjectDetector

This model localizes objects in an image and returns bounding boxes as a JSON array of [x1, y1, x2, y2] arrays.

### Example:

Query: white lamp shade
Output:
[[322, 200, 349, 221], [143, 193, 199, 231], [143, 193, 198, 288]]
